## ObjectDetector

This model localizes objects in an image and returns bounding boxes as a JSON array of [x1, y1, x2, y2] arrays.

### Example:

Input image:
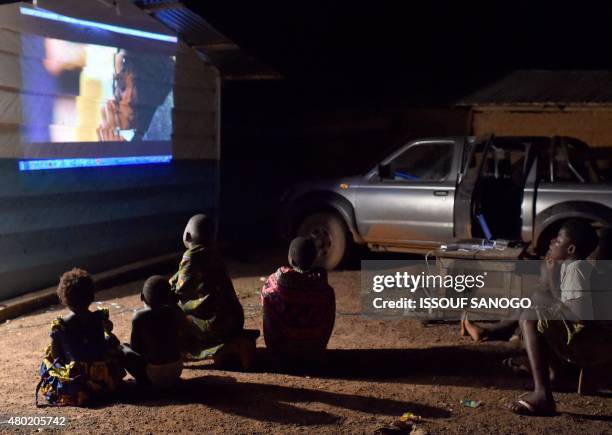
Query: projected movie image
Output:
[[19, 34, 174, 169]]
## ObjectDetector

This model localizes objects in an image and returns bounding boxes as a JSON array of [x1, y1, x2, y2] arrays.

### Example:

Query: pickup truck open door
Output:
[[455, 136, 536, 241], [454, 136, 492, 239]]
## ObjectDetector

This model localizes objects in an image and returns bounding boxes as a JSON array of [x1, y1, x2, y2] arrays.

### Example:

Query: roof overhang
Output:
[[134, 0, 282, 81]]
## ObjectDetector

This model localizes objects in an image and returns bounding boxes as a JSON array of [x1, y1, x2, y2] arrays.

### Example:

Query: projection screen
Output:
[[0, 5, 177, 170]]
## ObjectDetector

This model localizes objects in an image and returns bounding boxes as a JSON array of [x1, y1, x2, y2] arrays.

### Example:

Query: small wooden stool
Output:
[[213, 329, 260, 370], [578, 364, 612, 395]]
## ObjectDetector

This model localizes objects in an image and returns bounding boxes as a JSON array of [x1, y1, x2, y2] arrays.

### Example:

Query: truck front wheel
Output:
[[297, 212, 349, 270]]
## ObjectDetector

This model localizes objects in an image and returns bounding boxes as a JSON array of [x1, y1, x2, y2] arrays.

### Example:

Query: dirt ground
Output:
[[1, 249, 611, 434]]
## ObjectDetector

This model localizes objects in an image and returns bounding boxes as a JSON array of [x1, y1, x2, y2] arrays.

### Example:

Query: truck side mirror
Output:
[[378, 163, 392, 180]]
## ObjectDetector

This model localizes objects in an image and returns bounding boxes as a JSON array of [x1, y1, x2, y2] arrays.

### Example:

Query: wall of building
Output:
[[0, 3, 220, 300], [471, 105, 612, 147]]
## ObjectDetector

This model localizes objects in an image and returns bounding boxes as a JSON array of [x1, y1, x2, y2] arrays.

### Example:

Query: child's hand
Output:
[[545, 249, 558, 273], [104, 318, 115, 333], [543, 248, 561, 294]]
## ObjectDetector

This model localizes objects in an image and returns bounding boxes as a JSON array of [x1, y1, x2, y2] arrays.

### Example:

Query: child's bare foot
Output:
[[509, 333, 521, 343], [213, 336, 256, 370], [507, 392, 556, 416], [463, 317, 487, 342], [578, 365, 612, 395]]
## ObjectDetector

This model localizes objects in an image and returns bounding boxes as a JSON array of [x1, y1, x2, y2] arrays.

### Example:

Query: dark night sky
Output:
[[184, 1, 612, 103], [3, 1, 611, 103]]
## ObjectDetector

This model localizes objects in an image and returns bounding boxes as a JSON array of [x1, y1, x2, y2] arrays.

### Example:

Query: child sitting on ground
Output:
[[261, 236, 336, 365], [122, 276, 184, 388], [170, 214, 250, 365], [37, 268, 124, 406], [510, 219, 612, 416]]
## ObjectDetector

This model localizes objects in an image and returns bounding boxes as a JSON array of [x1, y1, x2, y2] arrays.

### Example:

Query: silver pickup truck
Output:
[[281, 135, 612, 269]]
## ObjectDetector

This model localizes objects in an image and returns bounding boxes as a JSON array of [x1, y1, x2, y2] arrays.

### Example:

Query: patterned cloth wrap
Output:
[[36, 309, 124, 406], [169, 245, 245, 360], [261, 266, 336, 359]]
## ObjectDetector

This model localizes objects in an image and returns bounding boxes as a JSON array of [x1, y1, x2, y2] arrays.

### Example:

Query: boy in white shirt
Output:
[[510, 219, 611, 416]]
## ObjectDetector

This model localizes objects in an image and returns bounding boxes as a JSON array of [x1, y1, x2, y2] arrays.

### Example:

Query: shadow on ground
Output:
[[184, 345, 582, 392], [120, 375, 451, 425], [81, 345, 611, 425]]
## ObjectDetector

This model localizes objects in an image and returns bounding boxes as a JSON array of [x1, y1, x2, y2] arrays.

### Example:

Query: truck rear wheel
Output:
[[297, 212, 349, 270]]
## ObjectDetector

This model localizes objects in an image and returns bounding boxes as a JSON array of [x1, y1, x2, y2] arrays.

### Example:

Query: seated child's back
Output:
[[261, 237, 336, 363], [52, 310, 112, 362], [131, 277, 182, 365], [125, 276, 184, 388], [169, 214, 245, 359], [38, 268, 124, 406]]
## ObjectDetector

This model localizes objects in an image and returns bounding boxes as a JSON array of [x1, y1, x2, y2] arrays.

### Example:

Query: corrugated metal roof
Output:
[[457, 70, 612, 106], [135, 0, 282, 80]]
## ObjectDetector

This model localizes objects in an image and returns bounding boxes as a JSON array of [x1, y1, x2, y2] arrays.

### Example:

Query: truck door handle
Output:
[[433, 190, 449, 196]]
